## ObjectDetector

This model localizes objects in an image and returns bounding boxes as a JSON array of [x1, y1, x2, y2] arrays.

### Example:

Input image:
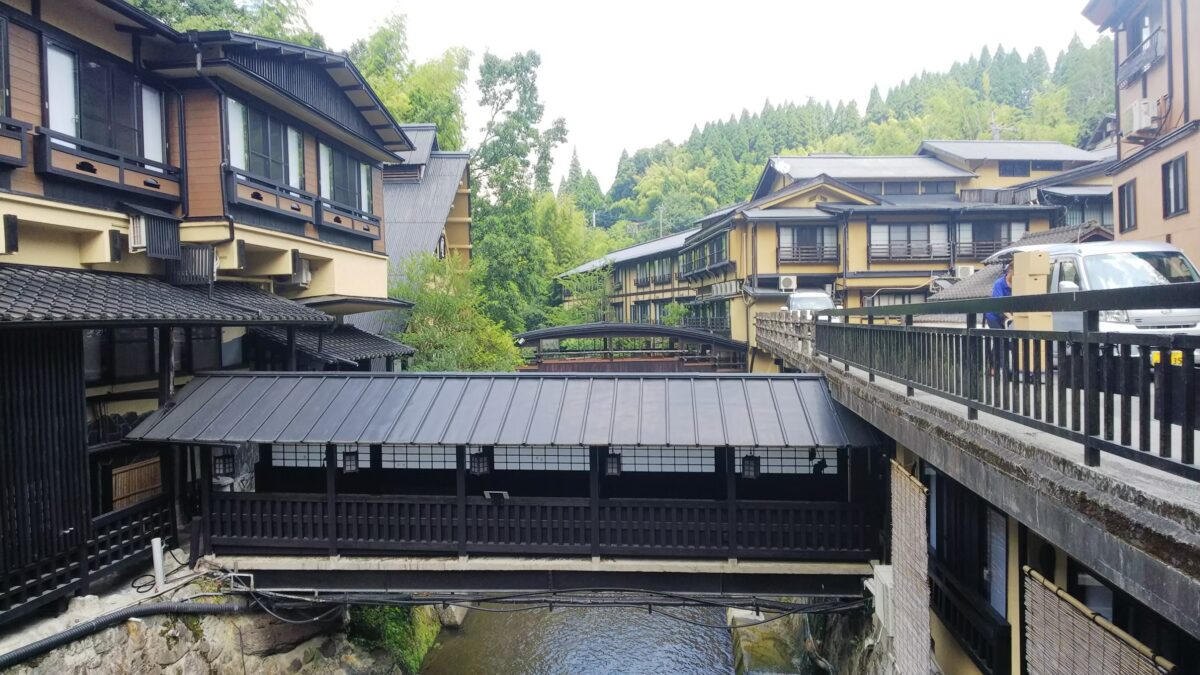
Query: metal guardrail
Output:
[[1118, 28, 1165, 88], [760, 283, 1200, 481]]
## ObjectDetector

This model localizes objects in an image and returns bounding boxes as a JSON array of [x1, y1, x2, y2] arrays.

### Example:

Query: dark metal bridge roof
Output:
[[516, 322, 748, 353], [128, 372, 873, 449]]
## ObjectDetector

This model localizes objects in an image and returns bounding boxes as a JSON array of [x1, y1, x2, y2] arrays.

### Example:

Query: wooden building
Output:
[[0, 0, 413, 627]]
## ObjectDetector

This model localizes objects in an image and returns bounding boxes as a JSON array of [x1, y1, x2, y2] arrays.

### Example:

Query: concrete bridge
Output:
[[754, 282, 1200, 674]]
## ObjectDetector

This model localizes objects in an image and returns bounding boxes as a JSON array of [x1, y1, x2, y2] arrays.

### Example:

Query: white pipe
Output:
[[151, 537, 166, 591]]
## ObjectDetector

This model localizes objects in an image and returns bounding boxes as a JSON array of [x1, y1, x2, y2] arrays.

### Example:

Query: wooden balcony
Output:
[[318, 199, 382, 240], [1118, 28, 1165, 89], [778, 244, 838, 264], [34, 128, 182, 203], [953, 241, 1010, 259], [929, 556, 1011, 675], [226, 169, 317, 222], [867, 242, 952, 262], [0, 117, 30, 169]]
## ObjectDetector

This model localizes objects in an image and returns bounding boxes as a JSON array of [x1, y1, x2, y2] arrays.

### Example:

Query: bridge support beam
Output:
[[725, 446, 737, 562], [456, 445, 467, 558]]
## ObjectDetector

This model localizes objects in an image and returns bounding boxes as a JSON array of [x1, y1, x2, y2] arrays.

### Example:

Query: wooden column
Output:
[[157, 327, 175, 405], [725, 446, 737, 560], [325, 443, 337, 555], [456, 445, 467, 557], [590, 446, 601, 558], [286, 327, 298, 370], [199, 446, 212, 557]]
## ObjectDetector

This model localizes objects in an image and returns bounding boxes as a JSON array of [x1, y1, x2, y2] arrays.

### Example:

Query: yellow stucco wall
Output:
[[932, 612, 986, 675], [1112, 135, 1200, 263]]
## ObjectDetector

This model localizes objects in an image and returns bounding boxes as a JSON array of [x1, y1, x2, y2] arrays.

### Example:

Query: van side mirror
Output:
[[1058, 280, 1080, 293]]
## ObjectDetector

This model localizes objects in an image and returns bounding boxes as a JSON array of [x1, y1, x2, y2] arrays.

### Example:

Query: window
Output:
[[45, 43, 163, 158], [495, 446, 589, 471], [189, 327, 221, 372], [883, 181, 918, 196], [1162, 155, 1187, 218], [922, 180, 956, 195], [998, 160, 1031, 177], [270, 443, 326, 468], [227, 98, 303, 187], [779, 225, 836, 261], [1126, 2, 1162, 56], [1031, 160, 1064, 172], [614, 447, 714, 473], [320, 142, 372, 211], [867, 292, 927, 307], [1118, 180, 1137, 232], [113, 328, 156, 381], [381, 445, 454, 469], [869, 223, 948, 259]]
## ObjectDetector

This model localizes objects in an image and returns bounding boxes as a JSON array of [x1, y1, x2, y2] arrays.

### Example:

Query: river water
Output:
[[421, 605, 735, 674]]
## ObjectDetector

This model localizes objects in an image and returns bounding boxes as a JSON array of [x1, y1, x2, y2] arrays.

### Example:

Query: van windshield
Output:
[[788, 294, 833, 311], [1084, 252, 1200, 290]]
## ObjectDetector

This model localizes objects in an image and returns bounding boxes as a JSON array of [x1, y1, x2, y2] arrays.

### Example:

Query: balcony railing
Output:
[[635, 276, 652, 288], [652, 272, 675, 284], [611, 279, 624, 292], [954, 241, 1010, 259], [679, 250, 732, 278], [868, 242, 952, 262], [226, 169, 318, 223], [34, 128, 182, 203], [778, 244, 838, 264], [0, 117, 30, 168], [1118, 28, 1165, 88], [318, 198, 382, 240], [800, 281, 1200, 481], [929, 556, 1011, 675]]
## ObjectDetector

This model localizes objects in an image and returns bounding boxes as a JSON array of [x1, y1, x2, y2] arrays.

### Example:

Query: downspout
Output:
[[190, 35, 236, 246]]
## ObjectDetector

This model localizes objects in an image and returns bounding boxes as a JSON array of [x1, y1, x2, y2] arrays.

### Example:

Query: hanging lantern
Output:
[[605, 451, 622, 477], [470, 450, 492, 476], [741, 453, 760, 480], [342, 449, 359, 474], [213, 452, 236, 477]]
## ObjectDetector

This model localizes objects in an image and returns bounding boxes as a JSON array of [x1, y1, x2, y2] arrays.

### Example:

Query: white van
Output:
[[985, 241, 1200, 336]]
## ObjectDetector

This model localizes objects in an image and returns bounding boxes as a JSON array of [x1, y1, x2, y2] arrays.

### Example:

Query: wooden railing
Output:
[[929, 556, 1011, 675], [207, 492, 880, 560], [868, 242, 952, 261], [778, 245, 838, 264]]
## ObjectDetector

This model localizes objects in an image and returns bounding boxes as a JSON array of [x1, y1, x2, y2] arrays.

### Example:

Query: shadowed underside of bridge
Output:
[[130, 372, 885, 594]]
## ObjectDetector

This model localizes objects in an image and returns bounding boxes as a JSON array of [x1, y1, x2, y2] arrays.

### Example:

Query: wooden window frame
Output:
[[998, 160, 1031, 177], [1162, 154, 1188, 219], [1118, 179, 1138, 232]]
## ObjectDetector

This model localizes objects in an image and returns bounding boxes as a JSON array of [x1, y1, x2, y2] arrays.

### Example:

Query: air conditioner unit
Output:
[[778, 275, 798, 292], [1121, 98, 1155, 136], [955, 265, 976, 279], [128, 215, 147, 252]]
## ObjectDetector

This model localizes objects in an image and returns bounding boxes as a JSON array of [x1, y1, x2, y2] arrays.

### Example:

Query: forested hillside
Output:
[[568, 38, 1114, 241]]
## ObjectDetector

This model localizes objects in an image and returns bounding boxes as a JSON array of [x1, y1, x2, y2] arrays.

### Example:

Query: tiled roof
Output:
[[251, 324, 414, 365], [128, 373, 876, 449], [559, 227, 700, 277], [0, 265, 333, 326]]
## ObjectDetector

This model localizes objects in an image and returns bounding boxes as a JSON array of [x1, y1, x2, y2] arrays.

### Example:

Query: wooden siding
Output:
[[7, 22, 41, 195], [372, 166, 384, 219], [224, 49, 380, 143], [183, 88, 224, 217], [111, 458, 163, 511], [166, 97, 182, 169], [304, 133, 318, 194]]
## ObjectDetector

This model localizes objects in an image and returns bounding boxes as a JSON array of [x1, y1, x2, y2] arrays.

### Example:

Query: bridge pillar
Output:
[[724, 446, 737, 562], [456, 445, 467, 558], [325, 443, 337, 556], [590, 446, 601, 561]]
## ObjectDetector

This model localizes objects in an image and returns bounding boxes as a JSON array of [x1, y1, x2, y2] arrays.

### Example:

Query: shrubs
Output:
[[347, 606, 440, 674]]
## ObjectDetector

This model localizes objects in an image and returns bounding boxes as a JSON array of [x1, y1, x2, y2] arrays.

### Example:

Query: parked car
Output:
[[985, 241, 1200, 338]]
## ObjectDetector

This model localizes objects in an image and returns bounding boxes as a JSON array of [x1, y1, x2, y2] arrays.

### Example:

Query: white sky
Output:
[[308, 0, 1104, 191]]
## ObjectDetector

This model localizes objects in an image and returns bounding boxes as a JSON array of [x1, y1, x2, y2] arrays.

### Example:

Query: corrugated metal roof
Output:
[[769, 155, 974, 180], [393, 124, 438, 166], [127, 373, 872, 449], [0, 265, 333, 326], [351, 152, 469, 335], [918, 140, 1102, 163], [560, 227, 700, 277], [1041, 186, 1113, 198]]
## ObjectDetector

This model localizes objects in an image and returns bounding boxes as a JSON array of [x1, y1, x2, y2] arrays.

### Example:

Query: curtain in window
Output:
[[47, 46, 78, 139], [227, 99, 247, 171], [141, 86, 165, 163]]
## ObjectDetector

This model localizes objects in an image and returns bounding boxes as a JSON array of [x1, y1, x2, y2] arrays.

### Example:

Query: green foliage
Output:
[[347, 15, 470, 150], [347, 605, 440, 674], [549, 266, 610, 326], [659, 301, 689, 327], [391, 254, 521, 372], [128, 0, 325, 46]]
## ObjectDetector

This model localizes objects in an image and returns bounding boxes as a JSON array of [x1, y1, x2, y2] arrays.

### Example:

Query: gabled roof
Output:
[[918, 140, 1102, 164], [742, 173, 882, 212], [394, 124, 439, 167], [754, 155, 973, 199], [251, 324, 413, 366], [0, 265, 333, 327], [559, 227, 700, 277], [127, 373, 876, 449]]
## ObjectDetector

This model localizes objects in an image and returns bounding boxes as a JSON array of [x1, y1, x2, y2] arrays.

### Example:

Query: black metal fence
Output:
[[813, 282, 1200, 481], [206, 492, 880, 561]]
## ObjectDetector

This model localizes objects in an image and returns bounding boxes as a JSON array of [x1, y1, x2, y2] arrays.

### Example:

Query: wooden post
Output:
[[904, 314, 915, 397], [157, 326, 175, 405], [199, 446, 212, 557], [456, 445, 467, 557], [286, 327, 297, 370], [966, 313, 979, 420], [590, 446, 601, 559], [1081, 310, 1100, 467], [725, 447, 737, 561], [325, 443, 337, 555]]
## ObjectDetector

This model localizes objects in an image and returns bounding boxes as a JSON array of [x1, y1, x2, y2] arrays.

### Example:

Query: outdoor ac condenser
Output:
[[779, 275, 798, 291], [1121, 98, 1155, 136]]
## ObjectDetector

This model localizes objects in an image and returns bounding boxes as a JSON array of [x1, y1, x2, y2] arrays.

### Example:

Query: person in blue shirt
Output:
[[985, 264, 1013, 329]]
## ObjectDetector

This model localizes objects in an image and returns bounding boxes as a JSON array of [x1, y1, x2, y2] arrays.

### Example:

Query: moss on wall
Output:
[[347, 605, 441, 674]]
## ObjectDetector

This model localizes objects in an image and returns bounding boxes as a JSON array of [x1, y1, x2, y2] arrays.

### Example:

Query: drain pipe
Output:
[[0, 600, 250, 670]]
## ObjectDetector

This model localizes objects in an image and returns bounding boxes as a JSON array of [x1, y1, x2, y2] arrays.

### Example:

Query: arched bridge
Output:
[[517, 322, 748, 353], [516, 322, 748, 372]]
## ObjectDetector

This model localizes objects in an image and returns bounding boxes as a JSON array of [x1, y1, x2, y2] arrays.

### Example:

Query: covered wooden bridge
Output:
[[515, 322, 749, 371], [129, 372, 885, 570]]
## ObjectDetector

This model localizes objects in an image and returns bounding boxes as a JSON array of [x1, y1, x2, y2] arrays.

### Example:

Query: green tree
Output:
[[391, 254, 521, 372], [129, 0, 325, 46], [659, 301, 689, 327], [347, 15, 470, 150], [549, 266, 611, 326]]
